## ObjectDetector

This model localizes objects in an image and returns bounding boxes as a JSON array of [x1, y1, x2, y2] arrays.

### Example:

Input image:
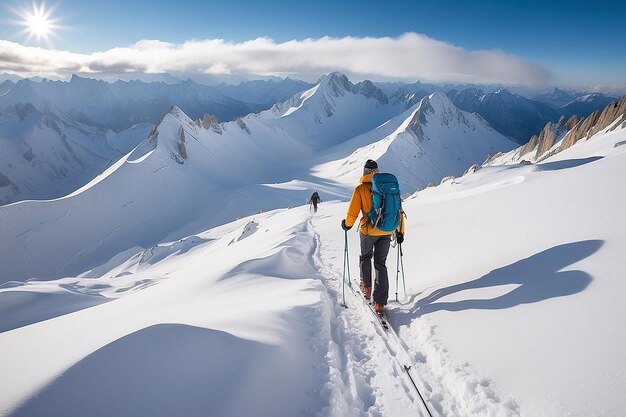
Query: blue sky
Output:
[[1, 0, 625, 90]]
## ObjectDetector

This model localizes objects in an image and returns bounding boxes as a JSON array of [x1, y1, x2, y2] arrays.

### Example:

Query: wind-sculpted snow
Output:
[[0, 208, 331, 417]]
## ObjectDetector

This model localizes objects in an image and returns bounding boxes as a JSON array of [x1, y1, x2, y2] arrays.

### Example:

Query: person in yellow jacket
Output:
[[341, 159, 405, 314]]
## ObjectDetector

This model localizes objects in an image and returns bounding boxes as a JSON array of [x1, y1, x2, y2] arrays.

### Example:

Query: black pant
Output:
[[359, 233, 391, 305]]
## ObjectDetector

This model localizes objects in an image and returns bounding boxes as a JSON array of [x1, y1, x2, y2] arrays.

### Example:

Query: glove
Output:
[[341, 219, 352, 231], [396, 232, 404, 244]]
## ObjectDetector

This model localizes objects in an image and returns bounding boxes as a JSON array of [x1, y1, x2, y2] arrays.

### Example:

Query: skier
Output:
[[341, 159, 405, 315], [309, 191, 322, 213]]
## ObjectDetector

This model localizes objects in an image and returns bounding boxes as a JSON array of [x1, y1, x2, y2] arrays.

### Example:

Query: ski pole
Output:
[[345, 231, 351, 287], [400, 243, 406, 297], [341, 230, 351, 308], [395, 242, 400, 302]]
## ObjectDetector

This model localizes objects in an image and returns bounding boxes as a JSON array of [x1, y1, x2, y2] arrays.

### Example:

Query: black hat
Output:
[[363, 159, 378, 174]]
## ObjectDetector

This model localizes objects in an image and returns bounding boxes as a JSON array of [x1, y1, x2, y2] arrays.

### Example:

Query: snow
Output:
[[1, 79, 505, 283], [279, 84, 320, 117], [313, 93, 516, 190], [0, 104, 152, 204], [1, 73, 625, 417]]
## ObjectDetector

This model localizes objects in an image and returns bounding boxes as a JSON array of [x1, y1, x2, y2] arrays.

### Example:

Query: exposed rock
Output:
[[0, 172, 11, 187], [170, 152, 185, 165], [13, 103, 38, 121], [201, 114, 219, 129], [320, 72, 352, 97], [535, 123, 556, 157], [533, 115, 579, 158], [177, 126, 187, 160], [464, 164, 480, 175], [22, 148, 34, 162], [519, 134, 539, 156], [440, 175, 455, 184], [516, 114, 581, 162], [560, 95, 626, 152], [520, 160, 532, 165], [235, 117, 251, 134], [483, 152, 503, 165], [352, 80, 389, 105], [406, 96, 433, 141]]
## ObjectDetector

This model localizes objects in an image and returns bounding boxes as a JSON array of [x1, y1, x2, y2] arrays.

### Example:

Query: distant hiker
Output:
[[341, 159, 405, 315], [309, 191, 322, 213]]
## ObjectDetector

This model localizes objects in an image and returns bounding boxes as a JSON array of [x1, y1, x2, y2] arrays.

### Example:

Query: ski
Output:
[[355, 287, 389, 331], [349, 286, 435, 417]]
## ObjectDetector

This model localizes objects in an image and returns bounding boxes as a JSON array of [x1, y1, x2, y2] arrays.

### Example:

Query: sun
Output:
[[11, 2, 62, 46], [26, 5, 52, 39]]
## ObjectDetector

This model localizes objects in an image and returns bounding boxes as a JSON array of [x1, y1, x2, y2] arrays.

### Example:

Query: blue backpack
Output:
[[367, 173, 403, 232]]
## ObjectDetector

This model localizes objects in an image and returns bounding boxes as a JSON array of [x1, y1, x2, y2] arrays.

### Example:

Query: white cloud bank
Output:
[[0, 33, 553, 86]]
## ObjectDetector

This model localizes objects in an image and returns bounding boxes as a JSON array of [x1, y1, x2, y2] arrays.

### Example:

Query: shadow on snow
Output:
[[9, 323, 320, 417], [395, 240, 602, 323], [536, 156, 603, 171]]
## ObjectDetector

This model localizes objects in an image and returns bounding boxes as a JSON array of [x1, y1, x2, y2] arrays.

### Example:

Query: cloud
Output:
[[0, 33, 553, 86]]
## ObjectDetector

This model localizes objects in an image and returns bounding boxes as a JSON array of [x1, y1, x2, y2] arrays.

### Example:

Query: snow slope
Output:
[[1, 124, 624, 416], [314, 92, 517, 190], [391, 124, 626, 417], [0, 103, 151, 204], [0, 82, 510, 283]]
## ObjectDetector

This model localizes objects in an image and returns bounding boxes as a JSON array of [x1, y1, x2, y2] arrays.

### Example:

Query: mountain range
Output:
[[0, 72, 515, 281], [0, 72, 619, 205]]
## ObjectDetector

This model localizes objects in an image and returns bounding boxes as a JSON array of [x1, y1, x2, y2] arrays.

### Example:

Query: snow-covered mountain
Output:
[[0, 103, 151, 204], [447, 88, 560, 144], [533, 87, 577, 108], [216, 77, 313, 107], [267, 72, 404, 149], [559, 92, 618, 118], [0, 75, 312, 132], [0, 73, 514, 282], [314, 92, 516, 190], [534, 88, 618, 119], [0, 75, 315, 204]]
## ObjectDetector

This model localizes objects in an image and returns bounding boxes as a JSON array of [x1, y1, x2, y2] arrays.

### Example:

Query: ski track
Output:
[[307, 213, 522, 417], [307, 217, 422, 417]]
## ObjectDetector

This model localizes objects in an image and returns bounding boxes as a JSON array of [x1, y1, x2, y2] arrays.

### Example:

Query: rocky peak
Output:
[[317, 72, 353, 96], [166, 105, 187, 120], [69, 74, 106, 87], [405, 93, 455, 138], [352, 80, 389, 105], [405, 95, 432, 140], [560, 94, 626, 151], [519, 113, 581, 160]]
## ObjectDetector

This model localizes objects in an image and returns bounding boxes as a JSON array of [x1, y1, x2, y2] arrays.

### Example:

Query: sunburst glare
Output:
[[10, 2, 63, 46]]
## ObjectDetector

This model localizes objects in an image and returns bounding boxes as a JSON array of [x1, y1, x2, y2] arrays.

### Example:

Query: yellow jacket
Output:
[[345, 172, 406, 236]]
